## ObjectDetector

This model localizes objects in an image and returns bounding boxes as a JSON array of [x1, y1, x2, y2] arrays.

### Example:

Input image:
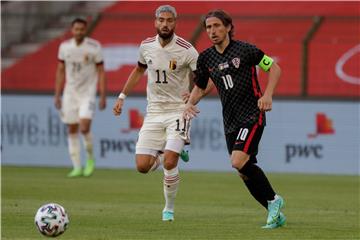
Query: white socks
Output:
[[163, 167, 180, 212], [82, 132, 94, 160], [68, 134, 81, 169], [269, 194, 280, 203]]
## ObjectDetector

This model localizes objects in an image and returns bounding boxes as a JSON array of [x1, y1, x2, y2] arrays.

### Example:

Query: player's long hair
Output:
[[203, 9, 234, 39]]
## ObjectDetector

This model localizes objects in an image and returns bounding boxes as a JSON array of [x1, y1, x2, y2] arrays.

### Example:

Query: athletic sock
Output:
[[82, 132, 94, 160], [269, 194, 281, 203], [163, 167, 180, 212], [242, 178, 268, 209], [68, 134, 81, 169], [239, 161, 276, 202]]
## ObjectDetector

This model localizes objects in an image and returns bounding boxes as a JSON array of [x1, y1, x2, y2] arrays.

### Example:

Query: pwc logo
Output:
[[285, 113, 335, 163], [307, 113, 335, 138], [121, 109, 144, 133]]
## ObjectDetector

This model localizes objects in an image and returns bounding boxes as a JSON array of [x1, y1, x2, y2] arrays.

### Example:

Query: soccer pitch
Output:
[[2, 166, 359, 240]]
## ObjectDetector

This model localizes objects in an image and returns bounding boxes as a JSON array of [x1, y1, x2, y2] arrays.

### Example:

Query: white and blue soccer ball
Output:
[[34, 203, 69, 237]]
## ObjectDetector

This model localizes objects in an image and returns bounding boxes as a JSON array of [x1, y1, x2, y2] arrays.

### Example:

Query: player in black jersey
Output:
[[184, 10, 286, 229]]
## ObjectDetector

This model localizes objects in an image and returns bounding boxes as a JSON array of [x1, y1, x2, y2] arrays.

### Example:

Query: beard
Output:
[[74, 34, 85, 43], [157, 28, 174, 40]]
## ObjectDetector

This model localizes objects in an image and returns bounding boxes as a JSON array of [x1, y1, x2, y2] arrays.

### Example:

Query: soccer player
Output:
[[54, 18, 106, 178], [184, 10, 286, 229], [113, 5, 198, 222]]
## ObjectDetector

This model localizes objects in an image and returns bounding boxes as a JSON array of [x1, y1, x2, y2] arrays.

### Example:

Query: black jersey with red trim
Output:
[[195, 40, 266, 134]]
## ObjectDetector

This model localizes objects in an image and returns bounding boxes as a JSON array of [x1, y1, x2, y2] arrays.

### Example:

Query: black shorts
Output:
[[225, 123, 264, 157]]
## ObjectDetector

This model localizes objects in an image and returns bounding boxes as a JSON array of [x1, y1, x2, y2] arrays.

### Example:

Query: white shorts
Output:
[[60, 94, 96, 124], [135, 111, 191, 154]]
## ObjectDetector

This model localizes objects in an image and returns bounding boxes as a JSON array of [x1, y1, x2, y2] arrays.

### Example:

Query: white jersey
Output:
[[58, 37, 103, 98], [138, 34, 198, 113]]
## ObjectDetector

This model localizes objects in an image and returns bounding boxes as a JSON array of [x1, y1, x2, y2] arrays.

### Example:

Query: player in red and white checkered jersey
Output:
[[184, 9, 286, 229]]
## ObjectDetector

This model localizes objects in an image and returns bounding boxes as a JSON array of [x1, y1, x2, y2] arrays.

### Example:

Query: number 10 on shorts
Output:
[[236, 128, 249, 141]]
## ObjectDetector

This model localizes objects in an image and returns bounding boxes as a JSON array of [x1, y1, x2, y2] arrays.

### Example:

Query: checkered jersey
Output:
[[195, 40, 266, 134]]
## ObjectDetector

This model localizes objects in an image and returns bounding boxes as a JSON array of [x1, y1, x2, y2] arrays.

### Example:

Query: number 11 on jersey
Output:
[[155, 69, 168, 84]]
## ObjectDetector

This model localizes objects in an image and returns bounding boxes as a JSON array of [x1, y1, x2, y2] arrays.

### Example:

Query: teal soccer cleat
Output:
[[180, 150, 189, 162], [266, 195, 285, 225], [262, 212, 286, 229], [162, 211, 174, 221]]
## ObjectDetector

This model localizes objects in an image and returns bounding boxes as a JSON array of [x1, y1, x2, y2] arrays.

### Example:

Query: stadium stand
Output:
[[195, 17, 313, 96], [308, 17, 360, 97], [103, 2, 359, 17], [2, 1, 359, 98]]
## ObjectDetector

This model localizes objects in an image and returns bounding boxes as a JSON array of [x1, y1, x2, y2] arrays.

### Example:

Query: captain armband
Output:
[[258, 55, 274, 72]]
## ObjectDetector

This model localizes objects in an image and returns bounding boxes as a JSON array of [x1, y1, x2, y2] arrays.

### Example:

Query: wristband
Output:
[[118, 93, 127, 100]]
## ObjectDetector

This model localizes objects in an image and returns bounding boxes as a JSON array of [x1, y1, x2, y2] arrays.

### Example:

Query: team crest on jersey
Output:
[[232, 58, 240, 68], [169, 59, 177, 70], [147, 59, 153, 65], [218, 62, 229, 71]]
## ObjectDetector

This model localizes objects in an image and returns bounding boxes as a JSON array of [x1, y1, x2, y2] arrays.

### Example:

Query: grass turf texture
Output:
[[2, 166, 359, 240]]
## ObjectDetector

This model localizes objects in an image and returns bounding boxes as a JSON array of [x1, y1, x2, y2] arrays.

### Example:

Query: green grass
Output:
[[2, 166, 359, 240]]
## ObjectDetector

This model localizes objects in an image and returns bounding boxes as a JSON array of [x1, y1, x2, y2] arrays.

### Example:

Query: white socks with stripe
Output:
[[82, 132, 94, 160], [68, 134, 81, 169], [163, 167, 180, 212]]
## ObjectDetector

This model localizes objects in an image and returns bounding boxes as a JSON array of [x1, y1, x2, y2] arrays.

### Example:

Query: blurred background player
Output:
[[54, 18, 107, 177], [113, 5, 198, 221], [184, 10, 285, 228]]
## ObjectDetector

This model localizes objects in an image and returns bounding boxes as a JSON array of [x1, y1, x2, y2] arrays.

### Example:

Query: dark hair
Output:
[[71, 18, 87, 27], [203, 9, 234, 39]]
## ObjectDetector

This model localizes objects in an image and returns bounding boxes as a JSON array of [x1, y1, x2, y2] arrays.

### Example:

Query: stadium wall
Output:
[[1, 95, 359, 175]]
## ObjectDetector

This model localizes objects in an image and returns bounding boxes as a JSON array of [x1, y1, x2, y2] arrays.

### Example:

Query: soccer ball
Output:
[[34, 203, 69, 237]]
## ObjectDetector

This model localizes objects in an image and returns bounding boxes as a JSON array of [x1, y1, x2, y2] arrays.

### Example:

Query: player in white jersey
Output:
[[55, 18, 106, 178], [113, 5, 198, 221]]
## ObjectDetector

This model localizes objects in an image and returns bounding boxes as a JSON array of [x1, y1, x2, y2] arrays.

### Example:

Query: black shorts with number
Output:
[[225, 123, 264, 158]]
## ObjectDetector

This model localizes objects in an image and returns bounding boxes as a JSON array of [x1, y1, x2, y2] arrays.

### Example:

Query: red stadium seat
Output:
[[2, 1, 359, 98], [308, 18, 360, 97]]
